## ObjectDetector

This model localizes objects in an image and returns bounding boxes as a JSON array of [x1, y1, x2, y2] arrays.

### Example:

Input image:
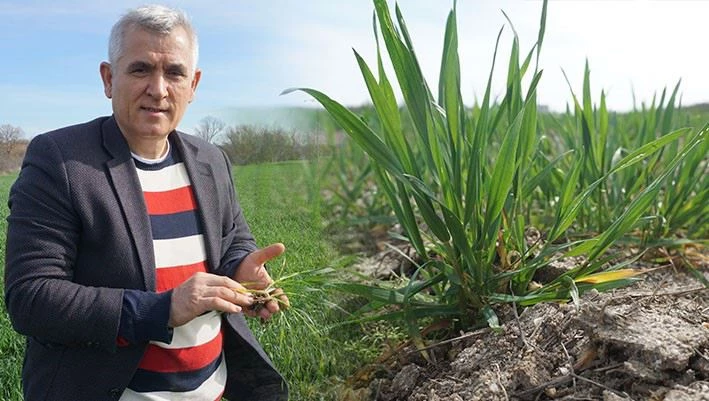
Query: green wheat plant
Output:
[[551, 70, 708, 245], [324, 134, 391, 229], [284, 0, 705, 342]]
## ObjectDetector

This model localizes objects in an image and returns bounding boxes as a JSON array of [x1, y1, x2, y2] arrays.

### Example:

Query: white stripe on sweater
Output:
[[153, 234, 206, 268], [153, 311, 221, 349], [135, 162, 190, 192]]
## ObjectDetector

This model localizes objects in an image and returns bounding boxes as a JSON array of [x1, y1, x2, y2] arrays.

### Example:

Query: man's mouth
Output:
[[141, 106, 168, 113]]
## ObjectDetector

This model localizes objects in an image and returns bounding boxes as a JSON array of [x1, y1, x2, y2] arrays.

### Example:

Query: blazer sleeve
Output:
[[4, 134, 123, 352], [213, 148, 258, 277]]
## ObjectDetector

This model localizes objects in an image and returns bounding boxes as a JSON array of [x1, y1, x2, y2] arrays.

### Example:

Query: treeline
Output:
[[0, 124, 26, 173], [218, 124, 330, 166], [191, 114, 335, 166]]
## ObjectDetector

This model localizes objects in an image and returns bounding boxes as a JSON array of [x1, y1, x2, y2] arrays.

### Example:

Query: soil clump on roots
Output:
[[343, 248, 708, 401]]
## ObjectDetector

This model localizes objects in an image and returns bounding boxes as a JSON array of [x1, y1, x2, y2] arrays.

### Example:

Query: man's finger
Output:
[[259, 305, 273, 322], [264, 299, 280, 315], [211, 298, 243, 315], [217, 286, 254, 307], [248, 243, 286, 266]]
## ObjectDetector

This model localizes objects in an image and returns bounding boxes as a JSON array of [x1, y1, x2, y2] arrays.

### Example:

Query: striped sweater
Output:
[[120, 143, 226, 401]]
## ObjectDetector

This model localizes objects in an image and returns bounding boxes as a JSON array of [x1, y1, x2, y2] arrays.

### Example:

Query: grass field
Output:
[[0, 173, 23, 401], [233, 161, 378, 400], [0, 162, 371, 401]]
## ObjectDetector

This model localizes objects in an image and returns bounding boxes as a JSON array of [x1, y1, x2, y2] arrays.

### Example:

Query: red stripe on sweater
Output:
[[144, 186, 197, 215], [138, 332, 223, 373], [155, 261, 208, 292]]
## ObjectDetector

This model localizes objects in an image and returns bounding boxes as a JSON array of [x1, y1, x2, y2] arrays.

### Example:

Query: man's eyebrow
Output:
[[126, 61, 153, 71], [165, 63, 188, 72]]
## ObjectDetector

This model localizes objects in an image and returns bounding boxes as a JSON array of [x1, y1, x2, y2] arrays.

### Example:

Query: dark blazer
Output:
[[4, 116, 287, 401]]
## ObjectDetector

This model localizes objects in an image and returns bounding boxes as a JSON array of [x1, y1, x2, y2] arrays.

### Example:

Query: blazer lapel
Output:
[[173, 133, 221, 273], [102, 117, 155, 291]]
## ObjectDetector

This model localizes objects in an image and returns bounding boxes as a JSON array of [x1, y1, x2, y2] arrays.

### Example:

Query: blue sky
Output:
[[1, 1, 708, 137]]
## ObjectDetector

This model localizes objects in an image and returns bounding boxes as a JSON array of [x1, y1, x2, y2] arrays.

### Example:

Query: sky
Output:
[[1, 0, 708, 137]]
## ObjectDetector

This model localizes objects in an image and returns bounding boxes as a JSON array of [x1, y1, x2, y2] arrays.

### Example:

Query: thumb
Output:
[[248, 243, 286, 266]]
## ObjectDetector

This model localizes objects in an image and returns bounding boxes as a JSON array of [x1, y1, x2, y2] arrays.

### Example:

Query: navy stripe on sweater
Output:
[[149, 210, 202, 240], [128, 354, 222, 393]]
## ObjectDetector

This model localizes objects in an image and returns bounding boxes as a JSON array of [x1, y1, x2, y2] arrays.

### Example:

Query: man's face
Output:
[[100, 26, 201, 148]]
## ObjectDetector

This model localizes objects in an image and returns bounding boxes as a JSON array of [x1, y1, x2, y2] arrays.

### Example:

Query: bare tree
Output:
[[0, 124, 25, 172], [0, 124, 23, 156], [193, 116, 226, 144]]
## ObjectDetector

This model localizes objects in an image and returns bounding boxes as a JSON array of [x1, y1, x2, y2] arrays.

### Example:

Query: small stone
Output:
[[388, 364, 422, 398], [544, 387, 557, 397]]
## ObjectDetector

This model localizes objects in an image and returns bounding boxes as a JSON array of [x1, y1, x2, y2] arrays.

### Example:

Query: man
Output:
[[4, 5, 288, 401]]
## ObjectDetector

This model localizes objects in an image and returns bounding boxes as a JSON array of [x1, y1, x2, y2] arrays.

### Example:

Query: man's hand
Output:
[[169, 272, 254, 327], [234, 243, 289, 321]]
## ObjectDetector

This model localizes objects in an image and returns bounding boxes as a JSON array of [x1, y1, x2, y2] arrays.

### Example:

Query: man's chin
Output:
[[137, 124, 175, 138]]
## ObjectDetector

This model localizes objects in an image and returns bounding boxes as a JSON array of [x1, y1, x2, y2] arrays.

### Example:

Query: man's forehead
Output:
[[121, 52, 190, 65], [119, 29, 193, 64], [123, 26, 192, 51]]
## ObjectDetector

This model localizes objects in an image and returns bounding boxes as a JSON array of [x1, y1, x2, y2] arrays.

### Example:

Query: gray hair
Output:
[[108, 5, 199, 71]]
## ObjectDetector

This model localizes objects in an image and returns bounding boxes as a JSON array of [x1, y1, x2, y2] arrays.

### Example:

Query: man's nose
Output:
[[146, 73, 168, 99]]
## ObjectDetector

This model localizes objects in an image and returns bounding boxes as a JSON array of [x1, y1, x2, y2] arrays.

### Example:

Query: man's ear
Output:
[[189, 68, 202, 103], [99, 62, 113, 99]]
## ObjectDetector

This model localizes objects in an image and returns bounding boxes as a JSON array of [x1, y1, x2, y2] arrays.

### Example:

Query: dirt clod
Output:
[[663, 381, 709, 401], [353, 267, 708, 400]]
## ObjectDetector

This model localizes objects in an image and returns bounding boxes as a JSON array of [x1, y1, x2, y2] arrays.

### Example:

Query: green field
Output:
[[0, 162, 370, 401], [233, 161, 378, 400], [0, 173, 23, 400]]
